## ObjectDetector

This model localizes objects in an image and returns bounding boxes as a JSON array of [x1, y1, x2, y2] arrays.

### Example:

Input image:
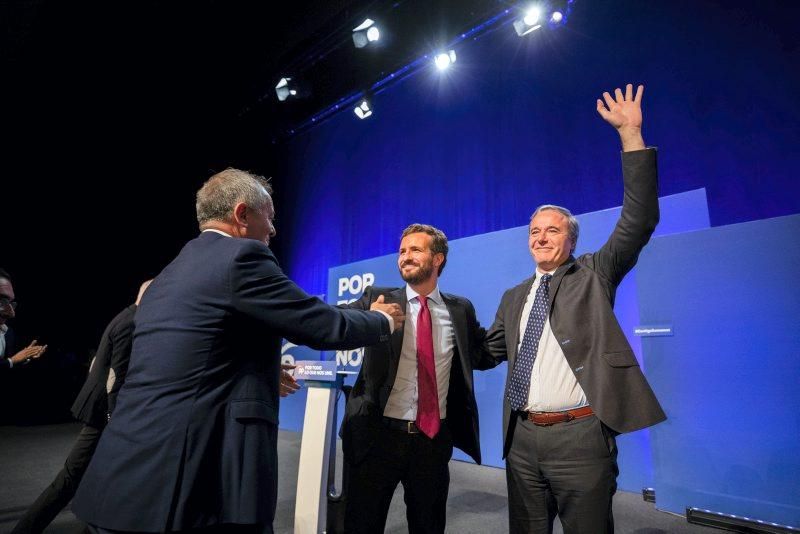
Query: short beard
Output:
[[400, 261, 434, 286]]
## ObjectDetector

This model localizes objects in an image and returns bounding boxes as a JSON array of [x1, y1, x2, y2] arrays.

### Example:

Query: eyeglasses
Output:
[[0, 297, 17, 310]]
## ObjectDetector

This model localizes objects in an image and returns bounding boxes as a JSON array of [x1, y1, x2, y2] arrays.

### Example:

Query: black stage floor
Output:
[[0, 423, 714, 533]]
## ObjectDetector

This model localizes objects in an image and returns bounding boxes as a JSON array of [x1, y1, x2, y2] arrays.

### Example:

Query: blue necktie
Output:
[[507, 274, 552, 411]]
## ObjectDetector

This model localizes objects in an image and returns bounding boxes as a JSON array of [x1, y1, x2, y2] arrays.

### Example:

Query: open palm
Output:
[[597, 84, 643, 130]]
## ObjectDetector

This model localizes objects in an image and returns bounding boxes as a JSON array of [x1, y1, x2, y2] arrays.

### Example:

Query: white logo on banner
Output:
[[335, 272, 375, 367], [337, 272, 374, 304], [281, 342, 297, 366], [336, 347, 364, 367]]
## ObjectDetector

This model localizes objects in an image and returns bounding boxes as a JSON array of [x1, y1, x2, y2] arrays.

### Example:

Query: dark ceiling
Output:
[[0, 0, 510, 368]]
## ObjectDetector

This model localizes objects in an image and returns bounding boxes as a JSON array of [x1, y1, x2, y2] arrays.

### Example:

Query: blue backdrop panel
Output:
[[295, 189, 709, 494], [636, 214, 800, 526], [279, 0, 800, 299]]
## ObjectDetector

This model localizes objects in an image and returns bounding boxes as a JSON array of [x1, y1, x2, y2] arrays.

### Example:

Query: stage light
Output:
[[686, 508, 799, 533], [434, 50, 457, 70], [514, 6, 543, 36], [353, 18, 380, 48], [524, 7, 541, 26], [548, 0, 568, 26], [354, 98, 373, 119], [275, 77, 309, 102]]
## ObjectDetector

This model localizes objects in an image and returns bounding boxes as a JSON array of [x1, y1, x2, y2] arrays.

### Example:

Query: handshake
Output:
[[369, 294, 405, 330]]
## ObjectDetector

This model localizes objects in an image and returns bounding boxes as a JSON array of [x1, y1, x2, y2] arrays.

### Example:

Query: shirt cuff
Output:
[[374, 309, 395, 334]]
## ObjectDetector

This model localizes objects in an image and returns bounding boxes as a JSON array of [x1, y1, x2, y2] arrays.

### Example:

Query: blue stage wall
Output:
[[274, 0, 800, 520], [277, 0, 800, 297], [280, 189, 710, 494], [636, 214, 800, 527]]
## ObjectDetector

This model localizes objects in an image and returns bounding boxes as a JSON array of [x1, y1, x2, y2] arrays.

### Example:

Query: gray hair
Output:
[[530, 204, 580, 248], [196, 168, 273, 228]]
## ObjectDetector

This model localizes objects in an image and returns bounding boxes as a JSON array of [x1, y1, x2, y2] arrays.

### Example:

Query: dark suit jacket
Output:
[[73, 231, 390, 532], [1, 326, 16, 372], [340, 285, 487, 465], [483, 149, 667, 458], [71, 304, 136, 427]]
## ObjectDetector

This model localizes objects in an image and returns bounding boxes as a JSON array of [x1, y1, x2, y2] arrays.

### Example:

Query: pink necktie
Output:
[[415, 295, 440, 438]]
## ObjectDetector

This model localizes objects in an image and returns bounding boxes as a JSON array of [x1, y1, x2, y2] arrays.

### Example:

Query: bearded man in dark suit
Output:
[[341, 223, 488, 534]]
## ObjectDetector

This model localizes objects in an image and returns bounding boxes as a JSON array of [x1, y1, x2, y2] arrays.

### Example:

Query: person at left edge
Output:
[[0, 268, 47, 371], [12, 280, 152, 534], [71, 168, 404, 534]]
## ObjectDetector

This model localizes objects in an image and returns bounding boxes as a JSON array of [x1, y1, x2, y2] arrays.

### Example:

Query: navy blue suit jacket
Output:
[[73, 232, 389, 531]]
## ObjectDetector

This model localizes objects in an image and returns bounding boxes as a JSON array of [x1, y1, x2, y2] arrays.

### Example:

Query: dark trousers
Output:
[[344, 420, 453, 534], [87, 524, 268, 534], [505, 415, 618, 534], [13, 424, 103, 534]]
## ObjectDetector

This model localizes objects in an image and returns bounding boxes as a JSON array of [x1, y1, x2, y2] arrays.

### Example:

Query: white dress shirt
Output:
[[383, 285, 455, 420], [0, 324, 7, 359], [516, 269, 588, 412]]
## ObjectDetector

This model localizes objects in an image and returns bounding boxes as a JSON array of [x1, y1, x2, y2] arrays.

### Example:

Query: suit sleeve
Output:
[[590, 148, 659, 287], [475, 290, 512, 370], [0, 358, 10, 372], [463, 300, 494, 370], [106, 311, 135, 415], [231, 242, 390, 350], [337, 285, 375, 312]]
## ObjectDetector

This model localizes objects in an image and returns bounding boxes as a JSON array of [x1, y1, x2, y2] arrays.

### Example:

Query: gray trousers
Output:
[[505, 414, 618, 534]]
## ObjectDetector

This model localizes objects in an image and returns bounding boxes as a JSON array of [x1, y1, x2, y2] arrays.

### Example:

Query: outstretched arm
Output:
[[592, 83, 659, 287]]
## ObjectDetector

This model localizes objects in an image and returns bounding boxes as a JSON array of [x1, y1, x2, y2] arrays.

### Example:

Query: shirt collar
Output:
[[0, 324, 7, 335], [405, 284, 443, 306], [202, 229, 232, 237], [535, 267, 557, 279]]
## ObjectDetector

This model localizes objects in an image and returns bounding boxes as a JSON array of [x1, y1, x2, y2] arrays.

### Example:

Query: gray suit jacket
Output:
[[482, 148, 666, 458]]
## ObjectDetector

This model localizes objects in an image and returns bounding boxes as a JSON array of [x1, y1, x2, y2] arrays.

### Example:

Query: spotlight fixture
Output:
[[352, 18, 380, 48], [548, 0, 568, 25], [275, 77, 309, 102], [686, 508, 799, 533], [354, 98, 373, 119], [514, 6, 543, 36], [434, 50, 457, 71]]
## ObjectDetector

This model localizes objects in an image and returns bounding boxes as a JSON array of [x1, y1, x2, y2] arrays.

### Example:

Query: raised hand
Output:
[[596, 83, 646, 151]]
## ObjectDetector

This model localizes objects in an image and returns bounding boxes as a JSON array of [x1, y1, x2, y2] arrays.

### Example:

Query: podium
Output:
[[294, 370, 351, 534]]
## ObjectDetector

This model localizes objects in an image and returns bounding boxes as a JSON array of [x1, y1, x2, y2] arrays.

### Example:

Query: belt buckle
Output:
[[407, 421, 419, 434]]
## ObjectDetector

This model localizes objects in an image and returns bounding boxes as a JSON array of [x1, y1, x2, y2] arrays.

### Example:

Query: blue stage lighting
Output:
[[514, 6, 543, 36], [275, 77, 309, 102], [434, 50, 457, 70], [353, 18, 380, 49], [354, 98, 373, 119]]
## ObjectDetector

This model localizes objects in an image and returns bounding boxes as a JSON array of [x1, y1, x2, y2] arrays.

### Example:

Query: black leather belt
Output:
[[382, 417, 445, 434]]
